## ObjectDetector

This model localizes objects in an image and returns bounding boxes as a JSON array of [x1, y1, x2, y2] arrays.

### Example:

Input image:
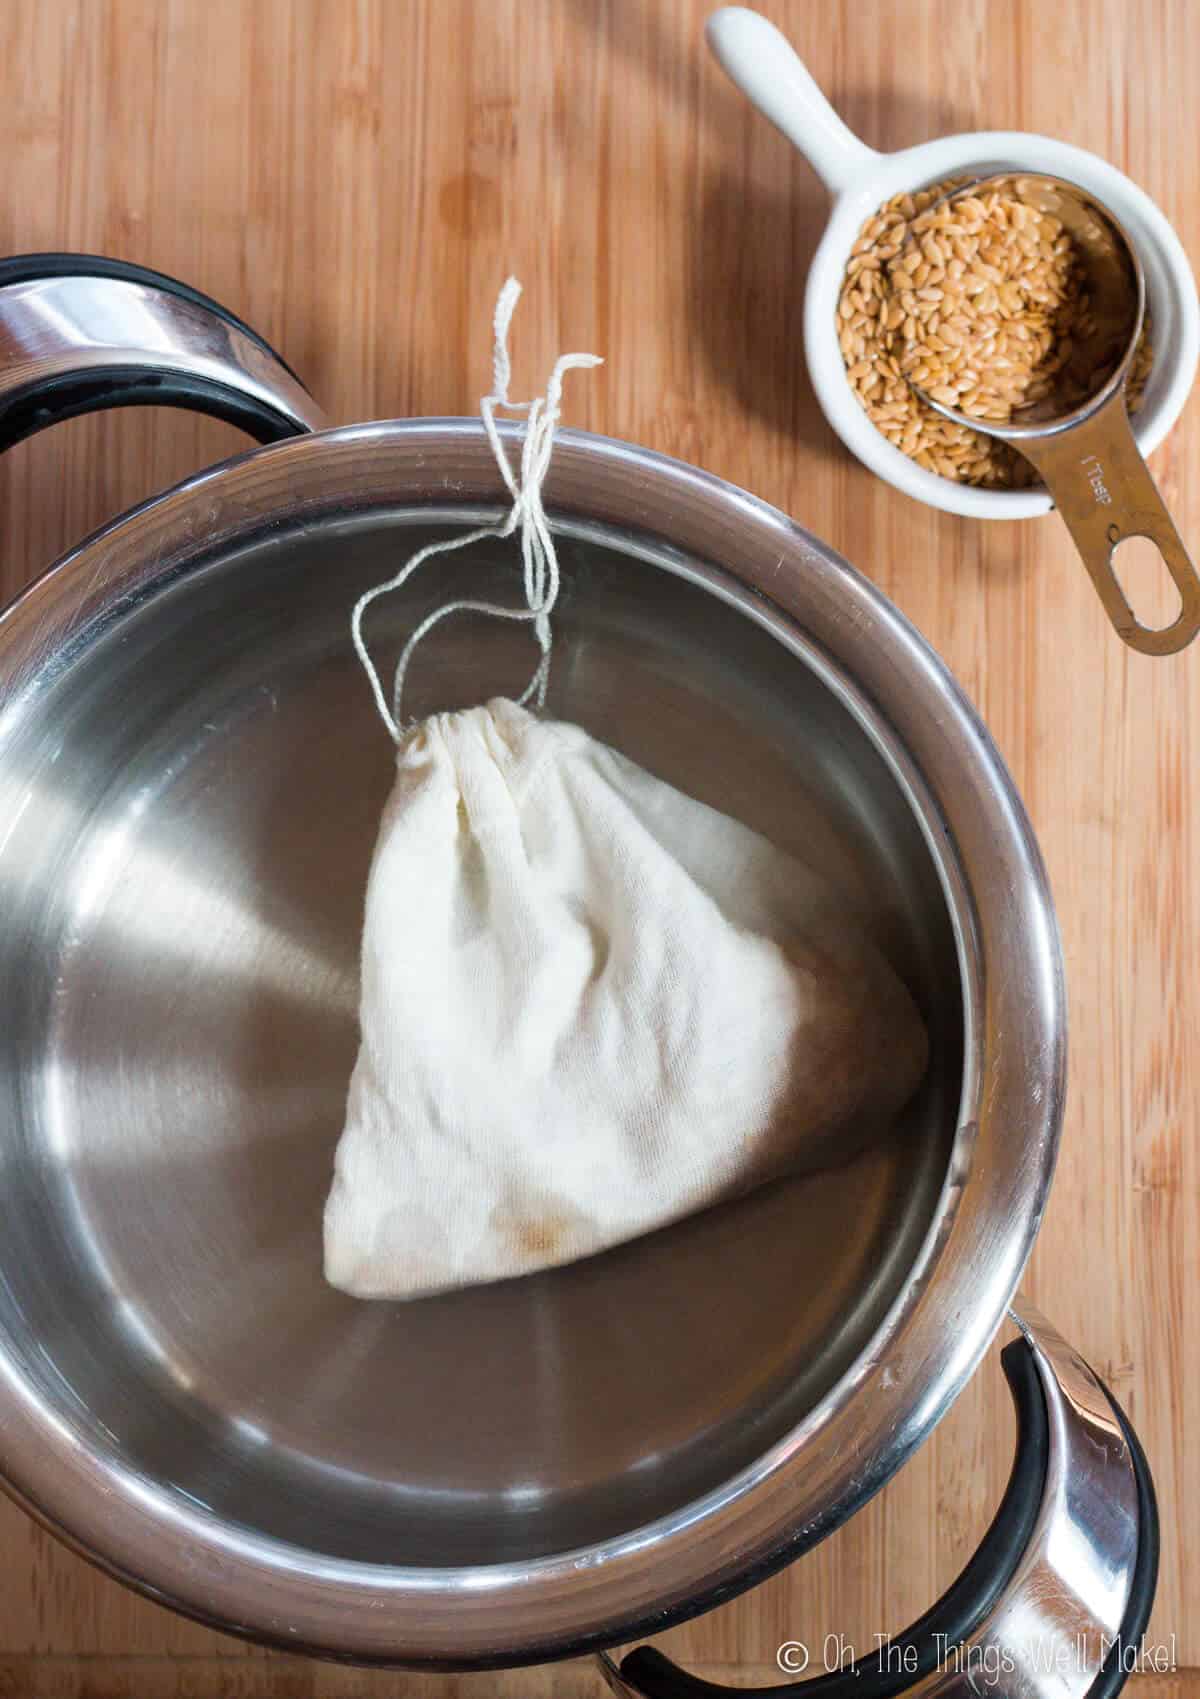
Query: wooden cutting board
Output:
[[0, 2, 1195, 1694]]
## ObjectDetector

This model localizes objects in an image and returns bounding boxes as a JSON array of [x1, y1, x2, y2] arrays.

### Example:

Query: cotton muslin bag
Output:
[[326, 281, 928, 1301]]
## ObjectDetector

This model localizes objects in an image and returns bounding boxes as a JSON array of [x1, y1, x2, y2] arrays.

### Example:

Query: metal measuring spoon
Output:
[[899, 171, 1200, 656]]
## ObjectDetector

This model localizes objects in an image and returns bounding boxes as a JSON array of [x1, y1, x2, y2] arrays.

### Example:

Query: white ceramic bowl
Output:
[[707, 6, 1200, 520]]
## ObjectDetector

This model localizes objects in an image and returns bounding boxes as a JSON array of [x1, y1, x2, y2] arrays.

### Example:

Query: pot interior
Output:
[[0, 513, 962, 1567]]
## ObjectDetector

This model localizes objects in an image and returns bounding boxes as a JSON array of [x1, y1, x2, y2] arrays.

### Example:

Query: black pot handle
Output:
[[605, 1307, 1158, 1699], [0, 254, 324, 452]]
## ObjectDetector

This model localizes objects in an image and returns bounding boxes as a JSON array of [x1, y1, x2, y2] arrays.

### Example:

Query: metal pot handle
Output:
[[0, 254, 324, 451], [601, 1304, 1158, 1699]]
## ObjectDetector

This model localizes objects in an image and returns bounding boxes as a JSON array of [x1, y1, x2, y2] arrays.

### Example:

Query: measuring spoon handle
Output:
[[1017, 388, 1200, 656]]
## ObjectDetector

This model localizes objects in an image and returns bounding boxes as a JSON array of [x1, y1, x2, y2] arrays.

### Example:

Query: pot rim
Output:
[[0, 419, 1065, 1666]]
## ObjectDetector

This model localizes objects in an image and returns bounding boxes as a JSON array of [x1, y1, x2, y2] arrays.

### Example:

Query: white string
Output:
[[351, 277, 602, 743]]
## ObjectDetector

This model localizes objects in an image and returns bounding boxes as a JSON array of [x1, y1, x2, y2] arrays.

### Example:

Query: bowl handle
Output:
[[602, 1303, 1158, 1699], [0, 254, 324, 453], [705, 8, 879, 196]]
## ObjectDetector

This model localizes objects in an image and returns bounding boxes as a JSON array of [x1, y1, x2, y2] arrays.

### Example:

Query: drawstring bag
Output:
[[325, 282, 929, 1301]]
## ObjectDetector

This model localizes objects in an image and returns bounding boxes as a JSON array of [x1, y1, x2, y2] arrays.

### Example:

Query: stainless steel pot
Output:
[[0, 259, 1156, 1697]]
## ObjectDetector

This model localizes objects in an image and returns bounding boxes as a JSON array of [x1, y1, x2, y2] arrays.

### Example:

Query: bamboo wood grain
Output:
[[0, 1, 1196, 1693], [0, 1666, 1196, 1699]]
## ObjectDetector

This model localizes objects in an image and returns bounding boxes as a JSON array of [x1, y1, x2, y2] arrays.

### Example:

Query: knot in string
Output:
[[352, 278, 602, 743]]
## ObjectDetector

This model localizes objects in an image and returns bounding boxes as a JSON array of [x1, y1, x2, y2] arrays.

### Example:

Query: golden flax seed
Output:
[[837, 177, 1153, 487]]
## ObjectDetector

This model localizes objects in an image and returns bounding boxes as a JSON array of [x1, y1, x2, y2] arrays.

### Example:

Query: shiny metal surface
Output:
[[598, 1650, 632, 1694], [0, 270, 324, 439], [912, 1302, 1141, 1699], [599, 1304, 1146, 1698], [0, 421, 1064, 1664], [911, 173, 1200, 656], [890, 1302, 1143, 1699]]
